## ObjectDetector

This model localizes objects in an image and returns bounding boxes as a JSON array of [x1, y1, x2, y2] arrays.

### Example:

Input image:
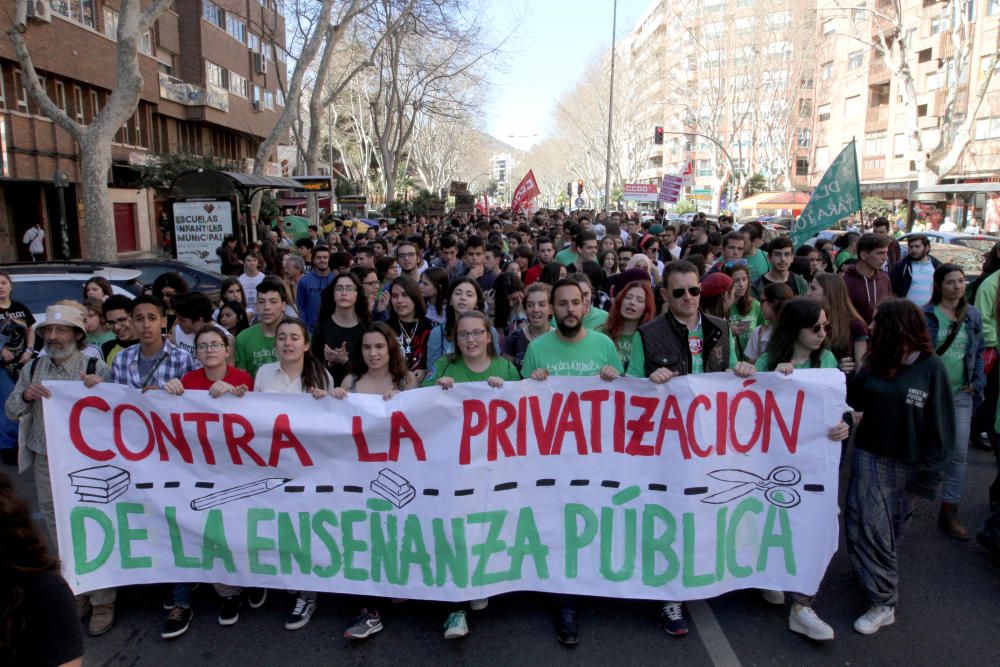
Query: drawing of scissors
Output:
[[703, 466, 801, 508]]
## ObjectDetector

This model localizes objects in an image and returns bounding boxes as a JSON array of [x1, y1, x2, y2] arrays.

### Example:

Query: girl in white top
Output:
[[252, 317, 332, 631]]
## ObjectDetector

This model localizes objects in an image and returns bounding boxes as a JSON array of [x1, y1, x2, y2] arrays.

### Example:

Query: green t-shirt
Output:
[[88, 330, 116, 347], [728, 300, 763, 362], [627, 317, 738, 377], [521, 329, 623, 377], [597, 328, 638, 374], [235, 324, 278, 378], [933, 306, 968, 394], [423, 355, 521, 386], [754, 349, 838, 371], [554, 247, 581, 267], [744, 248, 770, 282]]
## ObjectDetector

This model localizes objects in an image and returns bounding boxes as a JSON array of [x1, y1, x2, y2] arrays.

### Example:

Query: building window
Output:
[[821, 61, 833, 80], [800, 77, 814, 89], [863, 157, 885, 171], [203, 1, 225, 29], [817, 103, 831, 122], [822, 18, 835, 35], [795, 158, 809, 176], [229, 72, 248, 98], [252, 85, 262, 107], [90, 90, 101, 120], [917, 48, 932, 64], [103, 7, 118, 38], [918, 103, 928, 117], [54, 81, 67, 113], [847, 50, 864, 70], [248, 32, 261, 52], [797, 128, 811, 148], [865, 130, 887, 155], [13, 70, 28, 111], [73, 85, 84, 123], [798, 98, 812, 117], [852, 4, 867, 23], [845, 95, 862, 117], [226, 14, 247, 43], [272, 43, 287, 64], [51, 0, 96, 29], [139, 30, 154, 56], [990, 0, 999, 16], [276, 89, 285, 106], [206, 61, 228, 88], [893, 133, 907, 157], [870, 84, 890, 107], [975, 117, 1000, 140], [264, 90, 275, 110], [926, 71, 942, 91]]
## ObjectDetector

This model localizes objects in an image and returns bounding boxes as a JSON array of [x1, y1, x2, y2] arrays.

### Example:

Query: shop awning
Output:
[[755, 191, 811, 210]]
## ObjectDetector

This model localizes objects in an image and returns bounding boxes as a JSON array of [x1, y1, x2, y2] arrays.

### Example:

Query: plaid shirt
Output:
[[111, 339, 195, 389]]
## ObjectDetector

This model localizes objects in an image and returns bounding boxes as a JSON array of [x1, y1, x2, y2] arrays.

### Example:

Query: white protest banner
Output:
[[43, 371, 845, 602], [623, 184, 660, 202], [172, 200, 232, 271]]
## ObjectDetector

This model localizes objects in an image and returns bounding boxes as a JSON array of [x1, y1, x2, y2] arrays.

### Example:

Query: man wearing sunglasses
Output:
[[627, 260, 756, 636]]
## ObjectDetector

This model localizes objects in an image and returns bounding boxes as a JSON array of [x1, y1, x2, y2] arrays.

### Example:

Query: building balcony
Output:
[[867, 104, 890, 127], [158, 73, 229, 112]]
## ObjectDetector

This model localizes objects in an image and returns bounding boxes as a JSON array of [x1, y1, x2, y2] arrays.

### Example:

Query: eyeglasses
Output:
[[334, 285, 358, 293], [196, 342, 226, 352], [723, 259, 748, 268], [810, 322, 832, 334], [457, 329, 487, 340], [671, 287, 701, 298], [108, 317, 130, 326], [396, 252, 418, 259]]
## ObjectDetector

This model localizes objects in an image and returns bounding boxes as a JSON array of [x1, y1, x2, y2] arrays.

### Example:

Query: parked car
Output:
[[898, 232, 1000, 255], [7, 270, 141, 321], [110, 259, 224, 302], [927, 242, 983, 281]]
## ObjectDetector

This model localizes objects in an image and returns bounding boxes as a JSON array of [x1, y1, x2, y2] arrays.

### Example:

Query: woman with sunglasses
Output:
[[755, 298, 838, 372], [723, 262, 763, 362], [809, 273, 868, 374], [425, 310, 520, 639], [923, 263, 985, 539]]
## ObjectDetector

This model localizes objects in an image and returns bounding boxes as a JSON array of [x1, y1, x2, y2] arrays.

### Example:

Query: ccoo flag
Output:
[[790, 140, 861, 247], [511, 170, 541, 212]]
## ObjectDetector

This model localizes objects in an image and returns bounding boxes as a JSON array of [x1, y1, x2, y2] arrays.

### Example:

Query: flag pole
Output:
[[603, 0, 618, 214]]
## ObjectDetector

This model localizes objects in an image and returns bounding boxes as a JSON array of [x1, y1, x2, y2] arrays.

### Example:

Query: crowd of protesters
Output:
[[2, 206, 1000, 663]]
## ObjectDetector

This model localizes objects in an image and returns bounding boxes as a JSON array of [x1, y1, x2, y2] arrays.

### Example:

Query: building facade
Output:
[[0, 0, 288, 262], [811, 0, 1000, 225]]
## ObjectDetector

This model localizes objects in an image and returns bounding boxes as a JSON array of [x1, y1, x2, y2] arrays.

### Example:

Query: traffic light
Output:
[[577, 179, 584, 195], [567, 182, 572, 198], [654, 126, 664, 144]]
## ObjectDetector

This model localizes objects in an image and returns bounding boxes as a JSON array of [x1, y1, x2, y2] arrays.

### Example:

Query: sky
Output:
[[483, 0, 652, 152]]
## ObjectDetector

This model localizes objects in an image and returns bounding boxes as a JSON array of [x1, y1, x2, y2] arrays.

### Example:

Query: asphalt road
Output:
[[8, 444, 1000, 667]]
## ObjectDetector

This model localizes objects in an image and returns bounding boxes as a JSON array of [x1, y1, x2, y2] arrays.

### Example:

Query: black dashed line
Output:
[[648, 483, 668, 492], [455, 488, 474, 496], [804, 484, 825, 492], [194, 482, 214, 489], [684, 486, 708, 495], [316, 485, 334, 493], [136, 482, 153, 489], [423, 489, 439, 496], [570, 479, 590, 487], [284, 486, 305, 493], [164, 481, 180, 489], [536, 479, 556, 486], [344, 485, 363, 493], [494, 481, 518, 491], [601, 480, 620, 488]]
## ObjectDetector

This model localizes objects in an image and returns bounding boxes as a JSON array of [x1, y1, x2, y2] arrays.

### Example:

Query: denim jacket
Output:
[[923, 303, 986, 403]]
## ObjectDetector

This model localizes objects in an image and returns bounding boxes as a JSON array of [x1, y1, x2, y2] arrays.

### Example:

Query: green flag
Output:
[[790, 140, 861, 247]]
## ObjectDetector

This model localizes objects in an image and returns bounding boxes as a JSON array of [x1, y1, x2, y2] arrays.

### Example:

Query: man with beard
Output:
[[296, 245, 335, 331], [889, 234, 940, 303], [520, 279, 622, 646], [5, 303, 112, 636], [523, 236, 557, 285]]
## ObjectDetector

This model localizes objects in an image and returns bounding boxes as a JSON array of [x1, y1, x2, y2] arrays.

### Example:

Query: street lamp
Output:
[[603, 0, 619, 215]]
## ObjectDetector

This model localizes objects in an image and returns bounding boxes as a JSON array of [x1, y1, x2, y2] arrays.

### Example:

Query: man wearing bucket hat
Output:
[[4, 302, 113, 635]]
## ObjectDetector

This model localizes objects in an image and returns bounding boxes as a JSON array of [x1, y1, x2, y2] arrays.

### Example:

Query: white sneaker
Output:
[[760, 589, 785, 605], [789, 605, 834, 641], [469, 598, 489, 611], [853, 605, 895, 635]]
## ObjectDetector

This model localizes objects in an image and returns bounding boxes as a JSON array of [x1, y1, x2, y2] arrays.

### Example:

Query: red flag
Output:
[[511, 170, 541, 212]]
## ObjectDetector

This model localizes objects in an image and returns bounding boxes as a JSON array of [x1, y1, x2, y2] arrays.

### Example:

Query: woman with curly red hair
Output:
[[598, 279, 656, 374]]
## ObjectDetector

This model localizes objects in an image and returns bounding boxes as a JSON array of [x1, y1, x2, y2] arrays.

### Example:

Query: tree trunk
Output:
[[79, 132, 117, 260]]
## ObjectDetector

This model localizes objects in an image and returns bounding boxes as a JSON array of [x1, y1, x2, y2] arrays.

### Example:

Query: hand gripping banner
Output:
[[42, 371, 845, 602]]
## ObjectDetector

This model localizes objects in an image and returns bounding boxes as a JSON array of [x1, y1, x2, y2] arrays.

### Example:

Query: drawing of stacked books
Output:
[[69, 465, 131, 504], [371, 469, 416, 508]]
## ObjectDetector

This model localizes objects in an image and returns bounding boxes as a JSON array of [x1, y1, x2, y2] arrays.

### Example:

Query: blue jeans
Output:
[[0, 369, 19, 452], [173, 583, 193, 609], [942, 392, 973, 504]]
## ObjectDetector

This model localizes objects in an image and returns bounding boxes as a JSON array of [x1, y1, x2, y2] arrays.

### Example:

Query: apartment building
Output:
[[811, 0, 1000, 217], [0, 0, 288, 262], [628, 0, 816, 211]]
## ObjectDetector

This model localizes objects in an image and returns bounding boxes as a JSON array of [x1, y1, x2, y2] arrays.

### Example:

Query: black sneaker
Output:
[[162, 605, 193, 639], [218, 595, 242, 626], [247, 588, 268, 609], [285, 596, 316, 630], [556, 606, 578, 645], [660, 602, 688, 637]]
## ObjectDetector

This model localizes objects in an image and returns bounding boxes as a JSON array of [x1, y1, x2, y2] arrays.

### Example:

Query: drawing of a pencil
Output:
[[190, 478, 291, 511]]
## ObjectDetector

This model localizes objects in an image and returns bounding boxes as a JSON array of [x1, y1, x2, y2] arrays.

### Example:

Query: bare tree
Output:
[[408, 114, 475, 195], [833, 0, 1000, 186], [7, 0, 173, 260]]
